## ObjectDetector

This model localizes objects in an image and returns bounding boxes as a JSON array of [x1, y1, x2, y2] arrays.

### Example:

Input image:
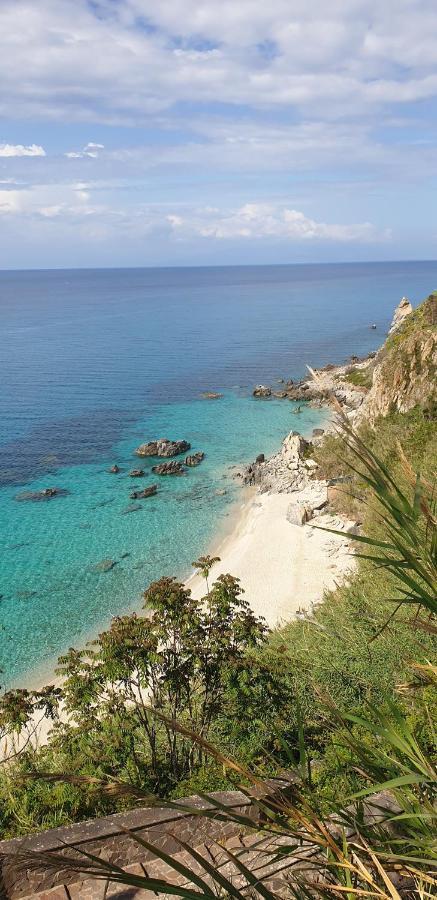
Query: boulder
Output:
[[152, 461, 186, 476], [129, 468, 145, 477], [388, 296, 413, 335], [255, 453, 265, 464], [287, 502, 313, 526], [130, 484, 158, 500], [272, 391, 287, 399], [109, 464, 120, 474], [185, 452, 205, 467], [281, 432, 309, 470], [253, 385, 272, 398], [135, 441, 158, 457], [304, 458, 319, 471], [312, 428, 325, 437], [136, 438, 191, 458]]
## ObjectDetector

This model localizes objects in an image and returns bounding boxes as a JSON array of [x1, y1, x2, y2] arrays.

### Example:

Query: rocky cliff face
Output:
[[357, 292, 437, 424]]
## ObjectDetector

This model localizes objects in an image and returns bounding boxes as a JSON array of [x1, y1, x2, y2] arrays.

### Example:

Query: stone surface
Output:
[[135, 439, 190, 458], [388, 296, 413, 335], [152, 461, 186, 476], [252, 385, 272, 398], [185, 452, 205, 467], [286, 502, 312, 526], [129, 485, 158, 500]]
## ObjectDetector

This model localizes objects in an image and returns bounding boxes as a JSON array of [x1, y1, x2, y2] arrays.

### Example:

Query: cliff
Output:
[[356, 291, 437, 425]]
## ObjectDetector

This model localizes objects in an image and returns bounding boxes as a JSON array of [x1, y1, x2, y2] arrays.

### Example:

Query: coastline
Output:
[[23, 352, 369, 692], [2, 354, 371, 757]]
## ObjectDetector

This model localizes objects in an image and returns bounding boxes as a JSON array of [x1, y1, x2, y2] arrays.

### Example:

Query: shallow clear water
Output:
[[1, 261, 436, 687]]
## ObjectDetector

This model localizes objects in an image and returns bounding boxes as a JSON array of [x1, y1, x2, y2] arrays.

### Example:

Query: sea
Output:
[[1, 261, 436, 688]]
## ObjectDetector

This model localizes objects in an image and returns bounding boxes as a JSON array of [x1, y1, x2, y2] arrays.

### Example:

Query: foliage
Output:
[[0, 570, 266, 835], [343, 366, 372, 388]]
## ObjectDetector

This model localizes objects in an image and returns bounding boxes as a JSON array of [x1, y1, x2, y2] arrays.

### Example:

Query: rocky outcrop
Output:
[[130, 484, 158, 499], [185, 452, 205, 467], [253, 385, 272, 398], [135, 439, 191, 458], [152, 461, 186, 476], [357, 293, 437, 424], [388, 296, 413, 335]]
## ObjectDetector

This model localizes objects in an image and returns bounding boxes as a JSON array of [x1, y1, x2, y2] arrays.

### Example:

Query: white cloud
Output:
[[0, 1, 437, 123], [66, 142, 105, 159], [168, 203, 390, 243], [0, 143, 45, 157]]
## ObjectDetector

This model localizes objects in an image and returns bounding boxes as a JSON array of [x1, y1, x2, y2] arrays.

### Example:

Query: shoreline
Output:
[[21, 351, 366, 695], [2, 355, 371, 755]]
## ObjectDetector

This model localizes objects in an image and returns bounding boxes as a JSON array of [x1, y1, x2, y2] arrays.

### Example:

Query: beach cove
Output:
[[2, 262, 437, 688]]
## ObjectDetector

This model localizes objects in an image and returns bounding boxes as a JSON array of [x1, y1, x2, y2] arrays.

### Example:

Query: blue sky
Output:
[[0, 0, 436, 268]]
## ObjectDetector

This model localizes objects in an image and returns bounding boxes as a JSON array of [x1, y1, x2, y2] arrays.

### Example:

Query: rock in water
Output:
[[129, 484, 158, 499], [201, 391, 223, 400], [253, 385, 272, 398], [87, 558, 117, 573], [185, 452, 205, 467], [135, 438, 191, 458], [14, 487, 68, 502], [152, 461, 186, 476], [129, 468, 145, 477], [388, 297, 413, 334], [109, 464, 120, 474], [121, 503, 143, 514], [135, 440, 158, 457]]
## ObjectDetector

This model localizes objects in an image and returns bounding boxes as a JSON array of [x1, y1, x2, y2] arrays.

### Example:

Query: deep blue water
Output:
[[1, 261, 436, 687]]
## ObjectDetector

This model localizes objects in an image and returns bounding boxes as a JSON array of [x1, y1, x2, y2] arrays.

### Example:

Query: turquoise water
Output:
[[1, 261, 437, 687]]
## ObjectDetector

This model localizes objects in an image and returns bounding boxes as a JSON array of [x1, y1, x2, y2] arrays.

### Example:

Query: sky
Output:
[[0, 0, 437, 269]]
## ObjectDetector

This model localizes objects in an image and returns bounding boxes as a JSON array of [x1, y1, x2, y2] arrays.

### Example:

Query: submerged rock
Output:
[[16, 590, 37, 600], [201, 391, 223, 400], [87, 558, 117, 573], [185, 452, 205, 467], [129, 484, 158, 499], [121, 503, 143, 514], [152, 461, 186, 476], [14, 487, 68, 502], [129, 468, 145, 477]]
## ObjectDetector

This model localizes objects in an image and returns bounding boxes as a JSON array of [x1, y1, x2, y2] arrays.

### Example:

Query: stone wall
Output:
[[0, 791, 256, 899]]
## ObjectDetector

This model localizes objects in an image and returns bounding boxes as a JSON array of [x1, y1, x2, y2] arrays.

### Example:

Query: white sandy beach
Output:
[[187, 489, 356, 627]]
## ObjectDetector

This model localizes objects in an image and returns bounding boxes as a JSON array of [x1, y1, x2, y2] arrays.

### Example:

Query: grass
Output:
[[343, 367, 373, 389]]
